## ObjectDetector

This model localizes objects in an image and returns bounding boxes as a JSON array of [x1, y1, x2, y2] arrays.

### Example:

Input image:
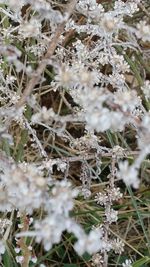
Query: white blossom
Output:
[[136, 21, 150, 42], [122, 259, 133, 267], [0, 240, 5, 255], [95, 192, 108, 206], [105, 208, 118, 223], [0, 162, 47, 213], [117, 161, 140, 189], [19, 18, 41, 38], [141, 80, 150, 100], [111, 238, 124, 254], [74, 228, 103, 255], [16, 256, 24, 264]]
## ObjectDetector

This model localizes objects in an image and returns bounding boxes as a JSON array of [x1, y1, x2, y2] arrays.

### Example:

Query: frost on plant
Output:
[[0, 0, 150, 266]]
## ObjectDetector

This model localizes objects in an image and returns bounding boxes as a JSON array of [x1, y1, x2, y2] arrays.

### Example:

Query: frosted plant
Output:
[[0, 0, 149, 265]]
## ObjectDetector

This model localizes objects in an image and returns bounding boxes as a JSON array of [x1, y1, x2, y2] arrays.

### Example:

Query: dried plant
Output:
[[0, 0, 150, 266]]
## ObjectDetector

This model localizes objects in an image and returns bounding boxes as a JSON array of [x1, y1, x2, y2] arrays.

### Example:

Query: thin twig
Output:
[[54, 150, 140, 163]]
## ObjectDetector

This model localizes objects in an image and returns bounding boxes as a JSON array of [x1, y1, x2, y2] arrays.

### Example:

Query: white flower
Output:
[[34, 215, 67, 251], [137, 114, 150, 148], [85, 108, 110, 132], [25, 43, 47, 58], [31, 256, 37, 263], [117, 161, 140, 189], [56, 161, 67, 172], [141, 80, 150, 100], [110, 54, 130, 73], [100, 13, 121, 34], [47, 180, 78, 216], [136, 21, 150, 42], [6, 75, 17, 84], [31, 106, 56, 123], [85, 106, 126, 133], [114, 0, 139, 16], [105, 208, 118, 223], [16, 256, 24, 264], [114, 89, 141, 112], [81, 188, 91, 199], [107, 187, 123, 201], [0, 162, 47, 213], [122, 259, 133, 267], [108, 73, 125, 87], [95, 192, 108, 206], [111, 238, 124, 254], [14, 247, 21, 254], [74, 228, 103, 255], [54, 65, 77, 89], [91, 253, 104, 266], [76, 0, 104, 21], [0, 240, 5, 255], [19, 18, 41, 38]]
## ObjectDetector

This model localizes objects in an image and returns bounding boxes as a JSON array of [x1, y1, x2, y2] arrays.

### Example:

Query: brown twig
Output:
[[57, 150, 140, 163], [17, 213, 31, 267]]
